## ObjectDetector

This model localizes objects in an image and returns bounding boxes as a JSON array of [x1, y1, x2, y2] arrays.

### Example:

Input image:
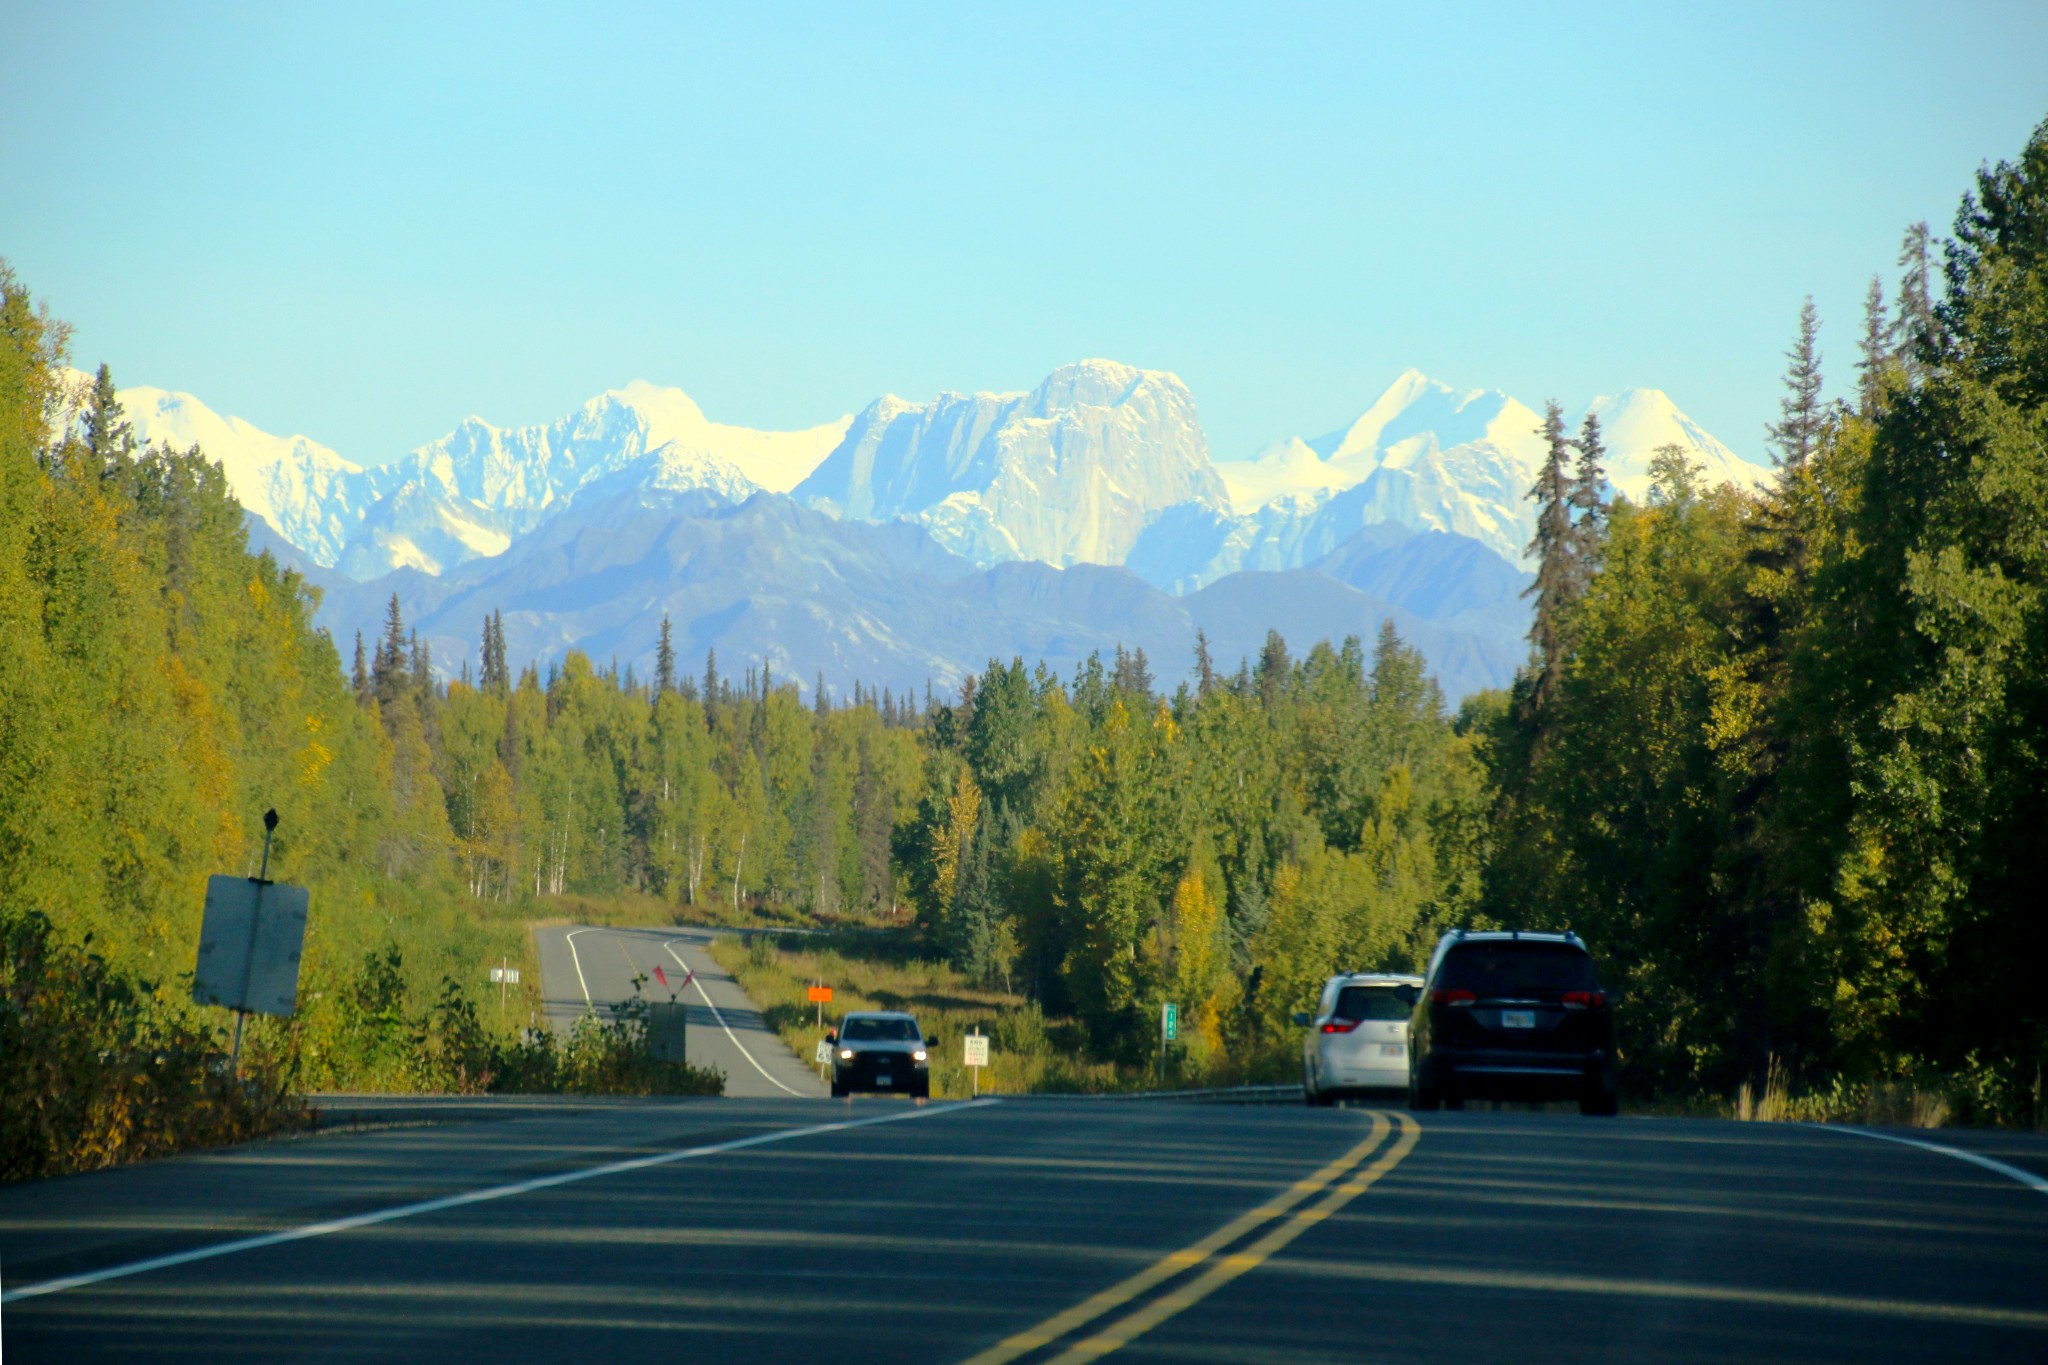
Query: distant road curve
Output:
[[531, 922, 828, 1099]]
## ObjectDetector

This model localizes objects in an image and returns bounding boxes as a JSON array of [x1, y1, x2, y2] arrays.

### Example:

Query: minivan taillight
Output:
[[1320, 1018, 1360, 1034], [1431, 989, 1477, 1007], [1561, 991, 1607, 1009]]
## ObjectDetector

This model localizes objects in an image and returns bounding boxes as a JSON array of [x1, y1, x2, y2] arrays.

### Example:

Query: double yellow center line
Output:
[[961, 1110, 1422, 1365]]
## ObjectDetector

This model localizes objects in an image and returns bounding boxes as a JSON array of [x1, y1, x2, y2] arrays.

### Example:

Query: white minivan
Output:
[[1295, 973, 1424, 1105]]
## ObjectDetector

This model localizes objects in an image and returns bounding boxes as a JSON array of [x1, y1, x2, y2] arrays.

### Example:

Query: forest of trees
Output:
[[4, 113, 2045, 1167], [1486, 117, 2048, 1123], [318, 589, 1485, 1075]]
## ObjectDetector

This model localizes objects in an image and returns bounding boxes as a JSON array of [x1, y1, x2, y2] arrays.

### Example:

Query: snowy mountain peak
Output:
[[112, 376, 851, 579], [1315, 370, 1537, 474], [796, 359, 1225, 568], [111, 380, 372, 566], [1199, 370, 1765, 571], [1218, 437, 1348, 511], [1579, 387, 1770, 501], [1027, 357, 1157, 412]]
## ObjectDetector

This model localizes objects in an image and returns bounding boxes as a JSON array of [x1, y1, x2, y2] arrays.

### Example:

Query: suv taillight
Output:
[[1430, 989, 1477, 1007], [1320, 1018, 1359, 1034], [1561, 991, 1606, 1009]]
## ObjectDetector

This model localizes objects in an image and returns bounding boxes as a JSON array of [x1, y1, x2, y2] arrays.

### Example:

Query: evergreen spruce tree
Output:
[[409, 631, 438, 737], [1522, 400, 1577, 714], [477, 614, 505, 693], [1194, 628, 1216, 699], [655, 614, 676, 695], [1568, 410, 1609, 589], [1765, 297, 1826, 469], [1895, 220, 1937, 384], [1857, 275, 1892, 416], [80, 363, 135, 483], [1255, 631, 1290, 711], [372, 594, 408, 709], [853, 729, 893, 912], [352, 630, 371, 705], [702, 648, 718, 723]]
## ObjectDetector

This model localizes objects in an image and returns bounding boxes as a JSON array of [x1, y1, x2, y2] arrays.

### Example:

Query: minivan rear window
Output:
[[1437, 943, 1596, 997], [1334, 986, 1412, 1021]]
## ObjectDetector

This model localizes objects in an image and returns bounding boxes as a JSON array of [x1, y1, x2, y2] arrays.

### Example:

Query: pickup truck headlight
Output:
[[912, 1049, 928, 1063], [838, 1048, 854, 1061]]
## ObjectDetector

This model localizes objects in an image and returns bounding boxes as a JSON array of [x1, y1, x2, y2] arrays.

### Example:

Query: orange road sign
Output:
[[808, 985, 833, 1003]]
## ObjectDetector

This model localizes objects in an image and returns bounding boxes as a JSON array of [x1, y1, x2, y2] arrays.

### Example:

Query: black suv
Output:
[[827, 1011, 938, 1098], [1408, 930, 1619, 1116]]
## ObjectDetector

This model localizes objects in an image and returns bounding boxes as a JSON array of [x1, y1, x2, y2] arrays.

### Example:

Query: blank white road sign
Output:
[[964, 1034, 990, 1067], [193, 875, 309, 1017]]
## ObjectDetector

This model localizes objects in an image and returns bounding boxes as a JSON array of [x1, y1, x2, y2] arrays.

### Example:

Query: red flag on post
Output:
[[654, 965, 669, 988]]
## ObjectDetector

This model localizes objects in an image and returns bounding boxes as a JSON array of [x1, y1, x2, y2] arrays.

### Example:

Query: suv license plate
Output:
[[1501, 1010, 1536, 1029], [874, 1074, 893, 1086], [1380, 1043, 1404, 1057]]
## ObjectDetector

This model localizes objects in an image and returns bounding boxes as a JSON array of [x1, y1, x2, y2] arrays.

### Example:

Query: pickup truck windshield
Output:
[[841, 1017, 922, 1042]]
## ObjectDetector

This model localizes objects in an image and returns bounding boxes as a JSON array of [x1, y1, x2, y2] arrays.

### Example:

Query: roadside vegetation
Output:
[[708, 928, 1299, 1097], [1486, 119, 2048, 1130], [4, 115, 2046, 1180]]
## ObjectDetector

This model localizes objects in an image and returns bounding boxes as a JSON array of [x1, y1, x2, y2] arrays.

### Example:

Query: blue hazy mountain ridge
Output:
[[1307, 524, 1532, 640], [310, 488, 1523, 702]]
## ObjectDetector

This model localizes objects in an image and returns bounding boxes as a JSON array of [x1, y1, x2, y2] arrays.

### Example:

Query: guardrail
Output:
[[1019, 1084, 1305, 1105]]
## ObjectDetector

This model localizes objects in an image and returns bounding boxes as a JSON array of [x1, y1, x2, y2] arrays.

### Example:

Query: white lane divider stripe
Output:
[[1833, 1125, 2048, 1197], [1, 1099, 998, 1304], [564, 927, 598, 1007], [663, 939, 808, 1098]]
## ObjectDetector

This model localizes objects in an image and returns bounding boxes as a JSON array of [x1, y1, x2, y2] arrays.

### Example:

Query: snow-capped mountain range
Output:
[[115, 377, 850, 578], [88, 361, 1772, 700], [1200, 369, 1768, 574], [110, 362, 1766, 584]]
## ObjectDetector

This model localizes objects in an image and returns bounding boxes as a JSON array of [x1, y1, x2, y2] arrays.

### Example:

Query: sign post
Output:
[[193, 809, 309, 1077], [964, 1027, 990, 1097], [1159, 1001, 1179, 1084], [489, 959, 521, 1013], [808, 982, 833, 1031]]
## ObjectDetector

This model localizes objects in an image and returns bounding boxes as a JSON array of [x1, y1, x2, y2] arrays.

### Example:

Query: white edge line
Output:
[[664, 939, 808, 1098], [1830, 1125, 2048, 1196], [563, 927, 597, 1008], [1, 1098, 999, 1304]]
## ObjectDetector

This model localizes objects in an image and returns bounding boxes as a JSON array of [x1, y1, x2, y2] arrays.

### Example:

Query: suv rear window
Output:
[[1437, 943, 1596, 997], [1334, 986, 1412, 1021]]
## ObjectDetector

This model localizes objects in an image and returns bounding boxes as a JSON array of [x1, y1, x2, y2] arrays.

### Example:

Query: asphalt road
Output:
[[531, 923, 828, 1099], [4, 1095, 2046, 1363]]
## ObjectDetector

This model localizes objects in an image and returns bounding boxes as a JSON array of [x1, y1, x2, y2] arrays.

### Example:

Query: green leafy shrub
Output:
[[0, 906, 310, 1182]]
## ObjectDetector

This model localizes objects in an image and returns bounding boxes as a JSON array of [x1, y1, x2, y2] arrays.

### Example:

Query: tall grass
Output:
[[1732, 1052, 2042, 1130]]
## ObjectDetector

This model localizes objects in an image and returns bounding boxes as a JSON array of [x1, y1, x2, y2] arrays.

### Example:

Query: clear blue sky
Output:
[[3, 2, 2043, 465]]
